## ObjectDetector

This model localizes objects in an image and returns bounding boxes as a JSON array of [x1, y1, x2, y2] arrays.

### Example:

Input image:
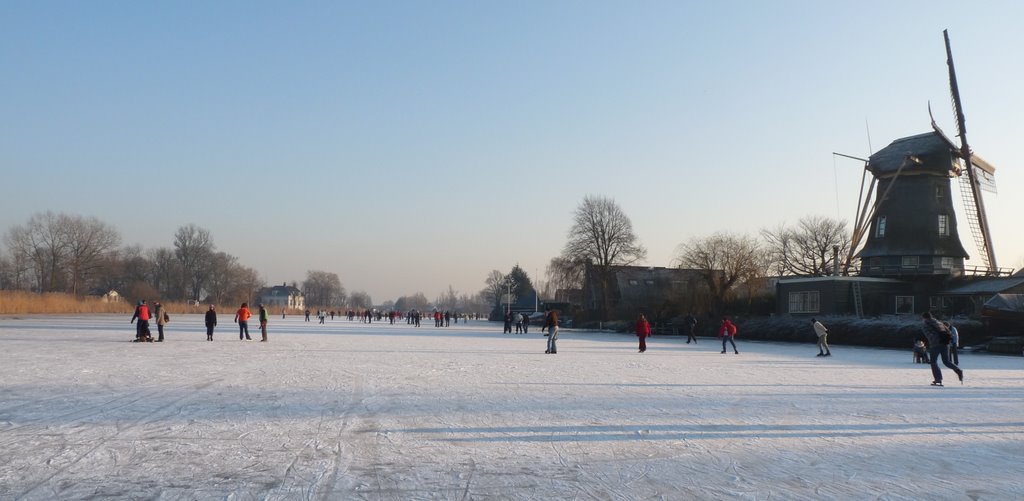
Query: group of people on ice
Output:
[[132, 300, 269, 343], [502, 311, 533, 334], [631, 311, 962, 386], [129, 299, 168, 342], [131, 299, 964, 385]]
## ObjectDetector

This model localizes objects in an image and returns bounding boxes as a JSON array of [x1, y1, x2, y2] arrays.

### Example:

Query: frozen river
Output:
[[1, 314, 1022, 500]]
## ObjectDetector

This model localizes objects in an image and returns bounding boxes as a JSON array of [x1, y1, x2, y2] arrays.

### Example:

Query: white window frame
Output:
[[940, 257, 955, 269], [876, 216, 887, 237], [938, 214, 950, 237], [789, 291, 820, 314], [901, 256, 920, 268]]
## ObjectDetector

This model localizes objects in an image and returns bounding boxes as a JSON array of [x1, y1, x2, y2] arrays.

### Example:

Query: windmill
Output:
[[844, 30, 1001, 278]]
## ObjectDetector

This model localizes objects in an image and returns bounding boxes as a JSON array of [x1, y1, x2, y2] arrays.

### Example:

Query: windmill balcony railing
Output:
[[858, 263, 1014, 277]]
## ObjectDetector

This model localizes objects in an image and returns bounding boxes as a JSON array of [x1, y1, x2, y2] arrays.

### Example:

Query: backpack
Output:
[[163, 312, 170, 323]]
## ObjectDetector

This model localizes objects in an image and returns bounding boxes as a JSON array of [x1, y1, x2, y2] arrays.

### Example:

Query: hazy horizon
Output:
[[3, 1, 1023, 302]]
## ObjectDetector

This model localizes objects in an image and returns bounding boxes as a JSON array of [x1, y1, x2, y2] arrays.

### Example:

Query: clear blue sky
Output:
[[2, 1, 1022, 302]]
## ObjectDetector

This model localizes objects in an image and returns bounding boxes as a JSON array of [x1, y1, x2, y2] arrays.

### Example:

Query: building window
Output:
[[628, 279, 639, 286], [940, 257, 954, 269], [644, 280, 655, 286], [929, 296, 951, 313], [876, 216, 886, 237], [936, 186, 943, 200], [789, 291, 820, 314], [938, 214, 949, 237], [895, 296, 914, 314], [901, 256, 919, 268]]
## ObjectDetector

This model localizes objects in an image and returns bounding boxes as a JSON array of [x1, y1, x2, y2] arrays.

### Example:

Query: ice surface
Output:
[[1, 314, 1022, 500]]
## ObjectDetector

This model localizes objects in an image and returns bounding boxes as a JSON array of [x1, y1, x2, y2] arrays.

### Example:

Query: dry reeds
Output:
[[0, 291, 206, 315]]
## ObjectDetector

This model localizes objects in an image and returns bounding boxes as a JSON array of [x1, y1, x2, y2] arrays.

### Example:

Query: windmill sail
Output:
[[944, 29, 998, 272]]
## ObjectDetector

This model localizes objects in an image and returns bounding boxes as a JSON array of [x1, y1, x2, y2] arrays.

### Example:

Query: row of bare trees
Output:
[[545, 196, 850, 318], [2, 212, 120, 295], [0, 212, 265, 306]]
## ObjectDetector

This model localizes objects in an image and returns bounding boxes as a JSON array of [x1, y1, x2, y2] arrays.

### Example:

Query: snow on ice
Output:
[[1, 314, 1022, 500]]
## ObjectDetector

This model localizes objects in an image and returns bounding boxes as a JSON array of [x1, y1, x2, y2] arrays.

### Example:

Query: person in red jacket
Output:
[[635, 313, 651, 353], [719, 317, 739, 354], [130, 300, 152, 342]]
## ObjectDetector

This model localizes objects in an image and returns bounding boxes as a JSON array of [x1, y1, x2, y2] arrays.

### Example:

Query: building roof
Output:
[[261, 285, 303, 296], [939, 276, 1024, 295], [867, 131, 957, 177], [777, 276, 906, 285]]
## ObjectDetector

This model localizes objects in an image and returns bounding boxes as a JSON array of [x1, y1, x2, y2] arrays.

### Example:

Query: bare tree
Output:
[[173, 224, 214, 301], [545, 256, 585, 293], [482, 270, 507, 311], [675, 232, 763, 314], [457, 292, 487, 314], [562, 195, 647, 318], [1, 231, 33, 290], [6, 212, 72, 292], [229, 265, 264, 306], [148, 247, 180, 298], [204, 252, 239, 303], [394, 292, 430, 312], [0, 252, 12, 290], [303, 270, 346, 308], [762, 216, 850, 276], [120, 245, 152, 289], [349, 291, 373, 309], [435, 285, 458, 310], [65, 216, 120, 295]]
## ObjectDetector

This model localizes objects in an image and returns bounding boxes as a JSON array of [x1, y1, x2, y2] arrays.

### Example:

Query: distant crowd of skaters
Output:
[[298, 308, 482, 326], [129, 300, 486, 343]]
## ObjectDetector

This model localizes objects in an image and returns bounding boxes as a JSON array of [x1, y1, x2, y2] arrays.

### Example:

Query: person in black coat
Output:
[[683, 313, 698, 344], [205, 304, 218, 341]]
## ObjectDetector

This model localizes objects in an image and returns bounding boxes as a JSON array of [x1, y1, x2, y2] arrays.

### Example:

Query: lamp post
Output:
[[504, 275, 516, 315]]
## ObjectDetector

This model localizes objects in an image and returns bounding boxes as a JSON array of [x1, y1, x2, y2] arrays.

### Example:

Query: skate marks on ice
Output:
[[0, 315, 1023, 499]]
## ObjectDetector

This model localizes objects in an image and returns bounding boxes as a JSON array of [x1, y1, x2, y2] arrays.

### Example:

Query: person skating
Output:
[[718, 317, 738, 354], [205, 304, 217, 341], [235, 302, 252, 340], [683, 313, 698, 344], [258, 303, 269, 342], [521, 312, 530, 334], [812, 318, 831, 357], [922, 312, 963, 386], [541, 309, 559, 354], [635, 313, 651, 353]]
